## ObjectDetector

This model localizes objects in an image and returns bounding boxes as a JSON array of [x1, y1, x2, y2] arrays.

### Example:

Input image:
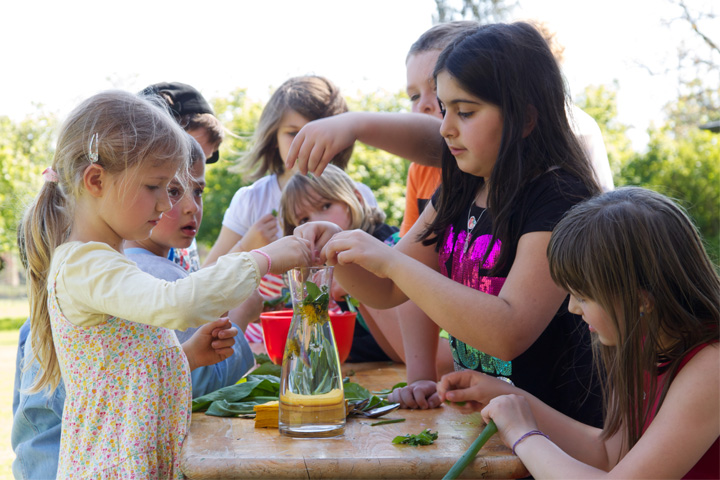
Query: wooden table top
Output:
[[180, 361, 528, 479]]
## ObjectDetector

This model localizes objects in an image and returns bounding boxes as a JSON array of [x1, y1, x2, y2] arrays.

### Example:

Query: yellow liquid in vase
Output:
[[279, 388, 346, 437]]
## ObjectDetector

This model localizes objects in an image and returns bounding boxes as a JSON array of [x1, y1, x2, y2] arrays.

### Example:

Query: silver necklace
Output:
[[464, 203, 486, 253]]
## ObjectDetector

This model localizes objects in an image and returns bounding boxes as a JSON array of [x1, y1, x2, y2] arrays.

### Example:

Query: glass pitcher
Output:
[[278, 266, 346, 437]]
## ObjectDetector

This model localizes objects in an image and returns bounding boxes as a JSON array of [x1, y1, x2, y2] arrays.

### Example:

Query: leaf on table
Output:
[[192, 374, 280, 412], [392, 428, 439, 446]]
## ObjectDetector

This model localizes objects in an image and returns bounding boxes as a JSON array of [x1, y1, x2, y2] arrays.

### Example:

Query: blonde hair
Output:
[[241, 76, 353, 180], [17, 90, 190, 393], [548, 187, 720, 450], [280, 164, 385, 236]]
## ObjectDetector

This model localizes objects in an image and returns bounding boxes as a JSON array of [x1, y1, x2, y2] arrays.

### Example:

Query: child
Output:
[[292, 22, 603, 427], [141, 81, 227, 273], [438, 187, 719, 479], [280, 164, 402, 362], [124, 136, 255, 397], [11, 136, 250, 478], [393, 19, 616, 410], [395, 20, 483, 409], [203, 75, 377, 340], [16, 90, 315, 477]]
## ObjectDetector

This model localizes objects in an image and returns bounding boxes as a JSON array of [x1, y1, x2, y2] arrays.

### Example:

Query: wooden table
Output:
[[180, 362, 528, 479]]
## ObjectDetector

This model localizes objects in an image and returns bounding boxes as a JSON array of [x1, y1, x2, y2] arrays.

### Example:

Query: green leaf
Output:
[[304, 281, 322, 301], [392, 428, 439, 446], [192, 375, 280, 412], [371, 418, 405, 427]]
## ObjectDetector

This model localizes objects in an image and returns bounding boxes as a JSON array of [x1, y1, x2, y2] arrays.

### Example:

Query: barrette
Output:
[[89, 132, 99, 163]]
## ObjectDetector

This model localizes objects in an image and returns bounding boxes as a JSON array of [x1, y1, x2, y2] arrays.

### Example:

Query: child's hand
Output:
[[233, 214, 279, 253], [437, 370, 515, 413], [293, 221, 343, 262], [285, 113, 359, 175], [481, 395, 539, 450], [256, 236, 316, 274], [388, 380, 442, 410], [182, 317, 238, 371], [322, 229, 396, 278]]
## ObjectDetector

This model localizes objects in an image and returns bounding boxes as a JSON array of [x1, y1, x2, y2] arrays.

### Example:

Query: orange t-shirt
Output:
[[400, 163, 442, 236]]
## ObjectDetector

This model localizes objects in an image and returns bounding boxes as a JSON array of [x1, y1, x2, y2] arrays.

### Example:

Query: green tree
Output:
[[575, 82, 635, 182], [433, 0, 516, 23], [621, 124, 719, 262], [0, 110, 57, 262], [196, 89, 262, 248]]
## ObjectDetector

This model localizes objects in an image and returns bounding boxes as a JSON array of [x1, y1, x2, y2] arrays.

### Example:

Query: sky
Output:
[[1, 0, 717, 151]]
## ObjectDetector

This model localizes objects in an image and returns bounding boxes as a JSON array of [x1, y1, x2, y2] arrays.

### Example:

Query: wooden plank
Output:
[[180, 362, 528, 479]]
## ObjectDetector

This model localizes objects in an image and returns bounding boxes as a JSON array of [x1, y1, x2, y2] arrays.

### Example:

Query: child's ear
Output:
[[353, 188, 365, 207], [523, 104, 537, 138], [639, 290, 655, 315], [83, 164, 107, 198]]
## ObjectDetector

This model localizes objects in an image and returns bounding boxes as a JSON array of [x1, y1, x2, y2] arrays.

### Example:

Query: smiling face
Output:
[[406, 50, 443, 119], [436, 71, 503, 179], [134, 159, 206, 257], [568, 293, 618, 346]]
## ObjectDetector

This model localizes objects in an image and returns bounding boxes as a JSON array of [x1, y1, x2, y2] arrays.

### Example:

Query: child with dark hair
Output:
[[292, 22, 604, 427], [439, 187, 719, 479]]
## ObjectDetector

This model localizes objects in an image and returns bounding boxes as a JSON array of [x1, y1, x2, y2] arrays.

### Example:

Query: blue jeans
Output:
[[12, 319, 64, 480]]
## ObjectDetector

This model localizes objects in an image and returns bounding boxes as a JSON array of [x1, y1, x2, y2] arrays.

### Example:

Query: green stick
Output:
[[442, 420, 498, 480], [370, 418, 405, 427]]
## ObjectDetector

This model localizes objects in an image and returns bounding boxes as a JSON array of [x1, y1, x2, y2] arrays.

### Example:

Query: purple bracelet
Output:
[[251, 249, 272, 274], [511, 429, 549, 455]]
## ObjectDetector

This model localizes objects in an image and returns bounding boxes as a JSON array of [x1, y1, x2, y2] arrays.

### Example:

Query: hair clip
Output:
[[89, 132, 99, 163]]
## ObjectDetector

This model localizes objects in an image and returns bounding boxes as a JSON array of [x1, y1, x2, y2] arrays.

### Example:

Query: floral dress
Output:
[[49, 267, 192, 478]]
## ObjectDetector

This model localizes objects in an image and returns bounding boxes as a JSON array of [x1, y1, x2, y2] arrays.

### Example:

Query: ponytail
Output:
[[18, 180, 71, 393]]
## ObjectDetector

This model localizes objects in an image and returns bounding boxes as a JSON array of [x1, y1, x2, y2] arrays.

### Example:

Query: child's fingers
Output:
[[215, 326, 239, 340], [211, 337, 236, 350], [212, 346, 235, 361]]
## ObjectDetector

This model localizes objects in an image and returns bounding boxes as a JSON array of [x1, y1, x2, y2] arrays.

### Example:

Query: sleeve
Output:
[[56, 242, 261, 330], [519, 172, 590, 236], [400, 164, 421, 237], [221, 186, 253, 236]]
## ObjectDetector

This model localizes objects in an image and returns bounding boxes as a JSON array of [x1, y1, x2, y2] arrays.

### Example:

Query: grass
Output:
[[0, 296, 28, 331], [0, 330, 19, 478]]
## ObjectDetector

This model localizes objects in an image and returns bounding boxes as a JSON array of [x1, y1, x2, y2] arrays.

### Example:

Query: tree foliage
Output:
[[0, 110, 57, 258], [432, 0, 516, 23]]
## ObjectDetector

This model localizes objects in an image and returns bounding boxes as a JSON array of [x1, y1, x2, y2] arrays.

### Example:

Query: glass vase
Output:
[[278, 266, 346, 438]]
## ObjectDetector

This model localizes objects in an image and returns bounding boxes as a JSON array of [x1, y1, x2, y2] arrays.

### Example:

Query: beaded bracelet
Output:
[[511, 429, 550, 455], [251, 249, 272, 274]]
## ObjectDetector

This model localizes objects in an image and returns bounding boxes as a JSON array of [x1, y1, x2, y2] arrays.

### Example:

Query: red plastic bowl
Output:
[[259, 309, 356, 365]]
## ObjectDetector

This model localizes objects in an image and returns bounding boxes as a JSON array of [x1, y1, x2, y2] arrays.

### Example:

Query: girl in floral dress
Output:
[[18, 90, 316, 478]]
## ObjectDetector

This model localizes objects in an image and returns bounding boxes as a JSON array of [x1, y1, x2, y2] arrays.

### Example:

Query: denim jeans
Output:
[[12, 319, 64, 480]]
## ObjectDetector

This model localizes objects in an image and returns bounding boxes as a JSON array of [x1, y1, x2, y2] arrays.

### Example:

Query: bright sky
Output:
[[2, 0, 716, 150]]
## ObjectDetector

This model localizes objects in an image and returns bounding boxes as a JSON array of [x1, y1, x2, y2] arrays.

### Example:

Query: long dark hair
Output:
[[420, 22, 600, 274], [548, 187, 720, 451]]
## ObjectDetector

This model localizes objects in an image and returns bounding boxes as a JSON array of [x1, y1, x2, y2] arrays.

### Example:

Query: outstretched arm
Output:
[[317, 203, 569, 361], [285, 112, 443, 175]]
